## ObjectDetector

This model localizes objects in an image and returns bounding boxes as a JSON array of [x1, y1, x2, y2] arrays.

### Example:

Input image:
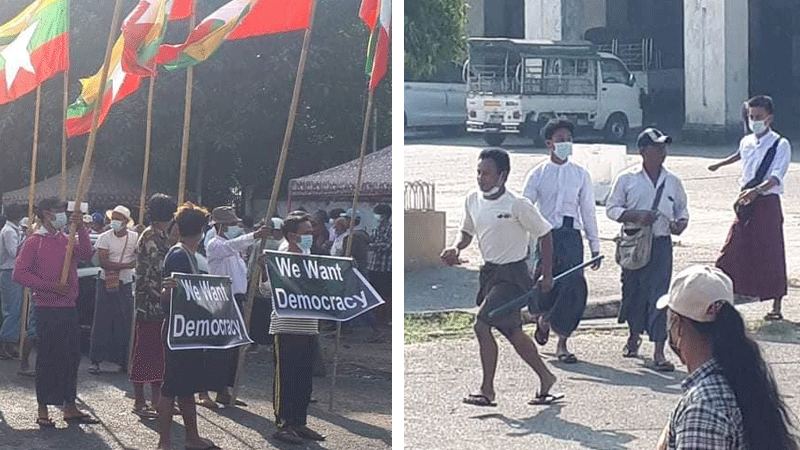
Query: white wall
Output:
[[525, 0, 562, 40]]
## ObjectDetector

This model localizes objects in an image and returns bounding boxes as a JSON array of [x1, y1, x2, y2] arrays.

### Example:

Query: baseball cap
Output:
[[341, 208, 361, 219], [656, 265, 734, 322], [637, 127, 672, 149], [211, 206, 240, 225], [91, 212, 104, 225]]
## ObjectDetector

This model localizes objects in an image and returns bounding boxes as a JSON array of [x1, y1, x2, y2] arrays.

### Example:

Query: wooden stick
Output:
[[20, 85, 42, 356], [139, 77, 155, 223], [177, 12, 196, 205], [61, 53, 69, 201], [330, 85, 375, 412], [60, 0, 125, 284], [230, 0, 318, 407]]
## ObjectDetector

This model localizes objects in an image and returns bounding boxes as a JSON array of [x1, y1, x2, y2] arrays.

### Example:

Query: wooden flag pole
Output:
[[139, 77, 156, 223], [60, 0, 125, 284], [330, 85, 375, 412], [229, 0, 319, 407], [177, 13, 196, 205], [19, 85, 43, 356]]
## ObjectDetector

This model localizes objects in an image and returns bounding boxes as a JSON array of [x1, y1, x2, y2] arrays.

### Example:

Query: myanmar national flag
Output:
[[65, 36, 142, 137], [121, 0, 174, 77], [170, 0, 194, 20], [360, 0, 390, 91], [0, 0, 68, 104], [156, 0, 312, 71]]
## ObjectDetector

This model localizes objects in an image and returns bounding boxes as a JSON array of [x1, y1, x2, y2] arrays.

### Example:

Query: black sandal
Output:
[[36, 417, 55, 428], [273, 427, 304, 445]]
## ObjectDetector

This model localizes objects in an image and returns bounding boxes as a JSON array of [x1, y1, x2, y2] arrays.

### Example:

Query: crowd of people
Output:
[[443, 94, 798, 448], [0, 192, 392, 448]]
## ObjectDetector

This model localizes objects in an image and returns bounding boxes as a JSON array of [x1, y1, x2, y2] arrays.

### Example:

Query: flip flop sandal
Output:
[[132, 406, 159, 419], [764, 312, 783, 321], [36, 417, 55, 428], [273, 428, 304, 445], [528, 393, 565, 405], [622, 338, 641, 358], [557, 353, 578, 364], [534, 322, 549, 346], [64, 414, 100, 424], [648, 360, 675, 372], [462, 394, 497, 407], [196, 398, 220, 409]]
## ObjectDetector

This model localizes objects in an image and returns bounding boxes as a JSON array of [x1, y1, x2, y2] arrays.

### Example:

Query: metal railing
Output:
[[598, 38, 660, 71], [405, 181, 435, 211]]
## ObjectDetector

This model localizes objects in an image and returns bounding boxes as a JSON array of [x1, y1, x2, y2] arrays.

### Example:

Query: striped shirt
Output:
[[268, 245, 319, 335], [668, 359, 745, 450]]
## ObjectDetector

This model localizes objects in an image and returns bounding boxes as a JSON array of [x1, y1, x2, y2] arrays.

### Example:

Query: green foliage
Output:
[[404, 0, 467, 78], [0, 0, 391, 210]]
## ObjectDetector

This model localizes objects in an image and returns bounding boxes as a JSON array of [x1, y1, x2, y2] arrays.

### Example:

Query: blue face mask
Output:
[[225, 225, 243, 239], [299, 234, 313, 252], [52, 212, 67, 229]]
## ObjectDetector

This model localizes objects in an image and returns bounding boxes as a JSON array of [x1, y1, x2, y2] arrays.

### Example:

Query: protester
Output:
[[368, 203, 392, 328], [0, 203, 26, 359], [327, 208, 345, 242], [441, 148, 561, 407], [270, 212, 326, 444], [329, 217, 348, 257], [89, 205, 138, 375], [129, 194, 177, 419], [204, 205, 271, 407], [340, 209, 370, 270], [522, 119, 601, 363], [606, 128, 689, 371], [157, 203, 218, 450], [309, 217, 330, 255], [709, 95, 791, 321], [13, 197, 98, 426], [655, 265, 798, 450]]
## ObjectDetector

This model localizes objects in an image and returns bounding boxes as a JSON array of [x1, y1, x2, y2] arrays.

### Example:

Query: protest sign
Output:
[[264, 251, 384, 321], [167, 273, 254, 350]]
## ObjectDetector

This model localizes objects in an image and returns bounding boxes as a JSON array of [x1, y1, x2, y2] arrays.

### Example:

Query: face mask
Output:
[[667, 315, 683, 363], [264, 239, 282, 251], [553, 141, 573, 160], [52, 212, 67, 230], [749, 119, 768, 135], [298, 234, 313, 252], [224, 225, 243, 239], [110, 220, 124, 232]]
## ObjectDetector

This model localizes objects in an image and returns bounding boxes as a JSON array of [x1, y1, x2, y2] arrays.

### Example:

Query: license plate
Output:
[[488, 115, 503, 123]]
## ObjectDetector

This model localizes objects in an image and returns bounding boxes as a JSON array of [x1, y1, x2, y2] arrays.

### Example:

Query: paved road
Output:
[[404, 135, 800, 313], [0, 331, 391, 450], [405, 302, 800, 450]]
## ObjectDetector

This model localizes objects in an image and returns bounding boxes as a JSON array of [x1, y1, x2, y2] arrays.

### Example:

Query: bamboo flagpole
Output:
[[329, 84, 375, 412], [229, 0, 319, 407], [60, 0, 126, 284], [177, 12, 196, 205], [19, 85, 43, 356]]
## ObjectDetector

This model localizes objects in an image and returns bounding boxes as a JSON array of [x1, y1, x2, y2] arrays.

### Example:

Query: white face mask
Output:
[[224, 225, 243, 239], [110, 220, 124, 232], [298, 234, 313, 253], [749, 119, 768, 135], [52, 212, 67, 230], [553, 141, 573, 160]]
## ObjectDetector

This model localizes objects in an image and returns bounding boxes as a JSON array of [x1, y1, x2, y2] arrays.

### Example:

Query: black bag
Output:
[[734, 137, 782, 221]]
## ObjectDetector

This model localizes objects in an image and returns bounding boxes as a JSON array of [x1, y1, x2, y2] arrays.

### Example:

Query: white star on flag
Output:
[[1, 20, 39, 91], [109, 62, 127, 102]]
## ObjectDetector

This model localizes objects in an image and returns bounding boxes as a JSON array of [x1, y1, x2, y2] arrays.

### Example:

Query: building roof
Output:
[[288, 146, 391, 202]]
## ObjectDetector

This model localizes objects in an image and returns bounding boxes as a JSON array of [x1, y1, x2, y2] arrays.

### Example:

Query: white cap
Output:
[[20, 217, 29, 228], [110, 205, 134, 226], [82, 214, 93, 224], [656, 265, 733, 322]]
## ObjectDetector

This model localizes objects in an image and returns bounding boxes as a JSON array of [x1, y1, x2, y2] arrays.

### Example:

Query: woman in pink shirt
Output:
[[13, 198, 97, 427]]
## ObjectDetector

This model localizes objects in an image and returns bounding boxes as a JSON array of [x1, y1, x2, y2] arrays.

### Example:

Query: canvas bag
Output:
[[104, 231, 129, 292], [615, 181, 665, 271], [734, 137, 781, 222]]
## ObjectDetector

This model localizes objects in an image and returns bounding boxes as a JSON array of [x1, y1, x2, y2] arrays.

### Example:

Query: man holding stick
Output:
[[441, 148, 561, 407]]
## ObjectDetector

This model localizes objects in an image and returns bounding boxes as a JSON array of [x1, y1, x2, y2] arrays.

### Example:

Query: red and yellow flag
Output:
[[360, 0, 390, 91], [121, 0, 173, 76]]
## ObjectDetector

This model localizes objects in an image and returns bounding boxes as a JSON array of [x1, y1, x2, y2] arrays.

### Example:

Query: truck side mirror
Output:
[[627, 73, 636, 87]]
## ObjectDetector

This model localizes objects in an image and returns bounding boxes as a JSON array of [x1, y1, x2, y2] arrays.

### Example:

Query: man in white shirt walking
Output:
[[708, 95, 791, 321], [607, 128, 689, 371], [522, 119, 601, 364], [0, 203, 26, 359], [441, 148, 562, 407], [205, 206, 270, 407]]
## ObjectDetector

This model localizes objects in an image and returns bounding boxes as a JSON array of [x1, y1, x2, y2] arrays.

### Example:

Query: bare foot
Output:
[[539, 372, 557, 397]]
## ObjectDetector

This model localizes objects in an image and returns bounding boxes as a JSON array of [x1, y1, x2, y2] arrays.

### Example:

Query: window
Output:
[[600, 58, 629, 84]]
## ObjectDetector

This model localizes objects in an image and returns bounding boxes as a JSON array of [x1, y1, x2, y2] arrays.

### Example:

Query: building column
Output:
[[525, 0, 562, 40], [682, 0, 748, 143], [465, 0, 485, 37]]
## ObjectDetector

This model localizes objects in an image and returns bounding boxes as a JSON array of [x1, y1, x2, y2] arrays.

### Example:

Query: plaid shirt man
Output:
[[667, 358, 745, 449], [367, 219, 391, 272]]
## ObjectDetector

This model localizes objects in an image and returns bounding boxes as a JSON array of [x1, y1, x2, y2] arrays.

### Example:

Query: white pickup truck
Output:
[[465, 38, 644, 146]]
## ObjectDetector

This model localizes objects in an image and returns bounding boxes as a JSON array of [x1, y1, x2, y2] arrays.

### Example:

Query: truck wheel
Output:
[[484, 133, 506, 146], [604, 113, 629, 144]]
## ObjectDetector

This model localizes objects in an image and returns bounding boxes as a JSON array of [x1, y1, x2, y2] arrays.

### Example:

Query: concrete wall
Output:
[[525, 0, 562, 40], [405, 211, 446, 271], [583, 0, 606, 31], [465, 0, 484, 37], [525, 0, 605, 41]]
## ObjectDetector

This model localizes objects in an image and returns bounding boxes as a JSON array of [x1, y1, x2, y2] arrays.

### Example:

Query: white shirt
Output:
[[522, 160, 600, 253], [460, 188, 552, 265], [0, 221, 20, 270], [207, 233, 256, 295], [95, 228, 138, 283], [738, 130, 791, 195], [606, 166, 689, 237], [204, 228, 216, 249], [268, 246, 319, 335]]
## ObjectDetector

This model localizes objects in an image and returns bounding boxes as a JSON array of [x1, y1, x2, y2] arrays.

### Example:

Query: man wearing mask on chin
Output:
[[90, 205, 138, 375], [442, 148, 562, 407], [269, 212, 325, 444], [201, 206, 272, 407], [709, 95, 791, 322], [522, 119, 601, 364]]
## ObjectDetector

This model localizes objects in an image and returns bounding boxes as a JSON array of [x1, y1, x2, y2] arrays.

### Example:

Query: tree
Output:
[[404, 0, 467, 78]]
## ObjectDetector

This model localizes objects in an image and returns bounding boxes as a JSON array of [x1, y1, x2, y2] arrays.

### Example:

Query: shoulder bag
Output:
[[734, 137, 782, 221], [615, 181, 665, 271]]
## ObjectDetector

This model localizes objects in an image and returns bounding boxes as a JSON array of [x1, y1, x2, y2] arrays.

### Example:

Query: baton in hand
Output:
[[488, 255, 604, 319]]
